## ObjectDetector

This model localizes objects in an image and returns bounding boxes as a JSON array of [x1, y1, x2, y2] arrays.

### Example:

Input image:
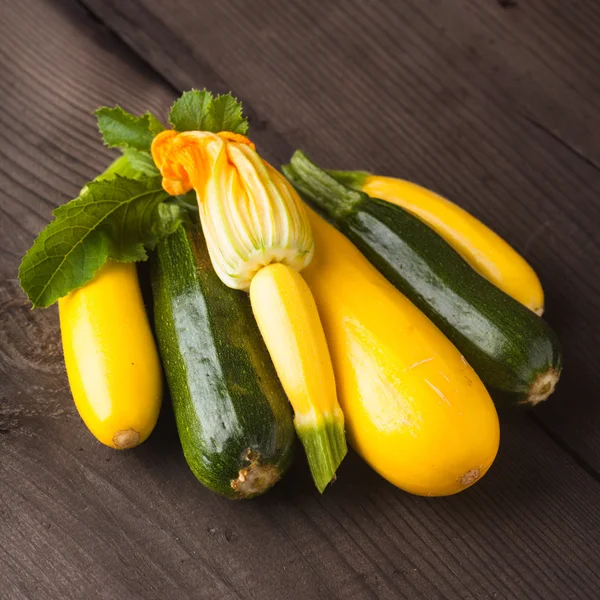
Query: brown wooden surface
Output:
[[1, 1, 599, 598]]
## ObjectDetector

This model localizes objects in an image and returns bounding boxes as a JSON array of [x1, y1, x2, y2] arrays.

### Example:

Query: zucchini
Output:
[[59, 260, 162, 449], [302, 208, 499, 496], [284, 152, 562, 407], [151, 224, 295, 498], [330, 170, 545, 315], [249, 263, 347, 493]]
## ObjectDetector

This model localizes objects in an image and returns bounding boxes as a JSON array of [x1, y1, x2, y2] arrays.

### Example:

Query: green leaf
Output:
[[19, 176, 173, 308], [153, 202, 186, 237], [168, 89, 213, 132], [122, 149, 160, 177], [175, 190, 198, 211], [166, 191, 199, 224], [204, 94, 248, 134], [146, 112, 166, 136], [95, 154, 143, 182], [168, 89, 248, 134], [95, 106, 164, 152]]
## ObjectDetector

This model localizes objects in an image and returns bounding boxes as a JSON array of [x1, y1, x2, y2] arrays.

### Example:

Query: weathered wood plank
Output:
[[80, 0, 600, 473], [2, 0, 600, 599], [0, 0, 176, 279]]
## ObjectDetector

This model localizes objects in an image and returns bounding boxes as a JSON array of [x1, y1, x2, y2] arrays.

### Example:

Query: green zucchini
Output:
[[284, 152, 562, 407], [151, 224, 295, 498]]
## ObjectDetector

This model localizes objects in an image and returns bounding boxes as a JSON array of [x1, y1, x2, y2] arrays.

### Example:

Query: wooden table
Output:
[[2, 1, 599, 598]]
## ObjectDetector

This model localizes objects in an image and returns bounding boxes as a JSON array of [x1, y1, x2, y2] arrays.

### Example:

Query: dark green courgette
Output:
[[283, 152, 562, 407], [151, 224, 295, 498]]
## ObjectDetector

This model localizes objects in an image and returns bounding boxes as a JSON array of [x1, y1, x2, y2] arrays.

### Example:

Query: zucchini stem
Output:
[[295, 412, 347, 493], [283, 152, 366, 219], [231, 452, 283, 499], [526, 367, 561, 406]]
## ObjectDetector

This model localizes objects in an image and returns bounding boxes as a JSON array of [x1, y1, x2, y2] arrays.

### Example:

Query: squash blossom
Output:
[[152, 130, 314, 290], [151, 130, 347, 493]]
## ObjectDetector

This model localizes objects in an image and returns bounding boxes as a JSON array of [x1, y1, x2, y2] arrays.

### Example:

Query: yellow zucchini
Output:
[[332, 172, 544, 315], [59, 260, 162, 449], [302, 208, 500, 496], [250, 264, 346, 492]]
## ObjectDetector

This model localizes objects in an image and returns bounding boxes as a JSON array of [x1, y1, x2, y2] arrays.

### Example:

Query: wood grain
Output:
[[1, 0, 600, 598], [80, 0, 600, 474]]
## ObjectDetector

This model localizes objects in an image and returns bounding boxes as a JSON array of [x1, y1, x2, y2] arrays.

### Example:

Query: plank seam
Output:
[[527, 412, 600, 486], [522, 113, 600, 174], [72, 0, 181, 98]]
